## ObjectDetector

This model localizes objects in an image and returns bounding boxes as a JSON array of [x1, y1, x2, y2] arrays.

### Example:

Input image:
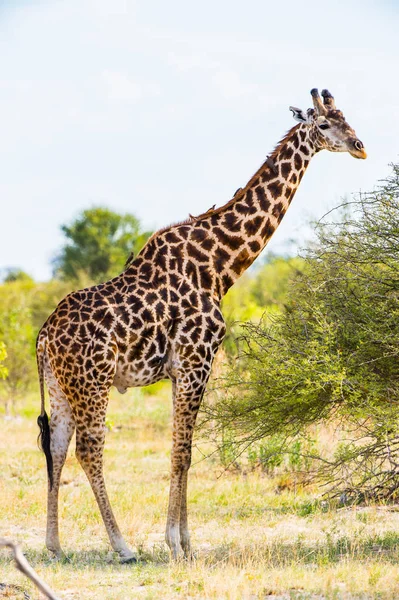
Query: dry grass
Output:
[[1, 386, 399, 599]]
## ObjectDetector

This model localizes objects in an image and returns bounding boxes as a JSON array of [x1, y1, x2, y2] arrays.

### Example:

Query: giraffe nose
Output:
[[351, 138, 367, 159]]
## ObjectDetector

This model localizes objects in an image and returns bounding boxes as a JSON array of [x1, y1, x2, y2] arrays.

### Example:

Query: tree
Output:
[[206, 164, 399, 501], [1, 269, 34, 284], [53, 207, 151, 283], [0, 280, 36, 415]]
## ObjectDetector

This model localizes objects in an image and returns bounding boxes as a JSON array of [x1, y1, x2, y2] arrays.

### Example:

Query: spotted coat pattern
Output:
[[37, 89, 366, 561]]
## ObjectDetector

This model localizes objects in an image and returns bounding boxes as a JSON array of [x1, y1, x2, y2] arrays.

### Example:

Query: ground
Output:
[[1, 386, 399, 599]]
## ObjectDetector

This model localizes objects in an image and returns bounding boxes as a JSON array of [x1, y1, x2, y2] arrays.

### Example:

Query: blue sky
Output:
[[0, 0, 398, 280]]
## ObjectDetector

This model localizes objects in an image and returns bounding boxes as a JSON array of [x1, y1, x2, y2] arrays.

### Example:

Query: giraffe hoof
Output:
[[46, 545, 65, 560], [120, 554, 138, 564]]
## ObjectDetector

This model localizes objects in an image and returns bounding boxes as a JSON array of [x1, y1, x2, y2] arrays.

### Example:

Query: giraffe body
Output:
[[37, 89, 366, 560]]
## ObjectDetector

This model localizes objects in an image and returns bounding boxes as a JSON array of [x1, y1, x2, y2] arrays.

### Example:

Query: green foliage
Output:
[[0, 279, 37, 414], [0, 277, 77, 414], [2, 268, 34, 283], [250, 254, 305, 312], [0, 342, 7, 381], [221, 255, 304, 355], [207, 164, 399, 501], [28, 279, 74, 331], [53, 206, 151, 283], [221, 274, 263, 355]]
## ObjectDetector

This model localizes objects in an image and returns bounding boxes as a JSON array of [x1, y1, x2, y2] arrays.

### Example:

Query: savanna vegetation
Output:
[[205, 164, 399, 504], [2, 167, 399, 598], [3, 388, 399, 599]]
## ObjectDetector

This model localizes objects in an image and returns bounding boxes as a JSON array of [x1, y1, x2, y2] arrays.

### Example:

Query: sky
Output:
[[0, 0, 398, 281]]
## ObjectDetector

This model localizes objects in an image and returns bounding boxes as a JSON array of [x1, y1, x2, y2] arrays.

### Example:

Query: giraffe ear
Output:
[[289, 106, 309, 123]]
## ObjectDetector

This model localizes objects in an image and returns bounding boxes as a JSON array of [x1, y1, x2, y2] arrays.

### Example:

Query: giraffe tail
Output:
[[36, 337, 53, 490]]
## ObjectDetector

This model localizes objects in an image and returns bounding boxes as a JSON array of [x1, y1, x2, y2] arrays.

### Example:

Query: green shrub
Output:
[[205, 164, 399, 502]]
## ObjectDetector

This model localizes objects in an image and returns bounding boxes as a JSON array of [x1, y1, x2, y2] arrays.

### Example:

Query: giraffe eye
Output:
[[319, 122, 330, 130]]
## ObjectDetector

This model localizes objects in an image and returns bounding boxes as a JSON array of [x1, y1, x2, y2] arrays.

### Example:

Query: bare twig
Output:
[[0, 538, 61, 600]]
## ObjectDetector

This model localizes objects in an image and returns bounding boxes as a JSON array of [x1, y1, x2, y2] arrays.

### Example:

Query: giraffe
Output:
[[37, 88, 366, 562]]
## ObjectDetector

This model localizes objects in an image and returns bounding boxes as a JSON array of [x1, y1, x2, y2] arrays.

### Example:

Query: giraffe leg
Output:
[[179, 470, 191, 558], [165, 373, 206, 560], [74, 410, 136, 562], [44, 372, 75, 556]]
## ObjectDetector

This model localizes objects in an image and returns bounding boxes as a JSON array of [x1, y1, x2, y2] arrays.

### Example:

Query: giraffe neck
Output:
[[204, 122, 318, 298], [130, 123, 319, 303]]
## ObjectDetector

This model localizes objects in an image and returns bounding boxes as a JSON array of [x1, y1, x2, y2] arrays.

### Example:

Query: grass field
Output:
[[1, 386, 399, 599]]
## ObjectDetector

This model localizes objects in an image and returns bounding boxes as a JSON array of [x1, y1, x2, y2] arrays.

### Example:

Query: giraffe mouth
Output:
[[349, 147, 367, 159]]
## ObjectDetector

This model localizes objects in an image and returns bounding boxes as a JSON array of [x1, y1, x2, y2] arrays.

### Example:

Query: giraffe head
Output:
[[289, 88, 367, 159]]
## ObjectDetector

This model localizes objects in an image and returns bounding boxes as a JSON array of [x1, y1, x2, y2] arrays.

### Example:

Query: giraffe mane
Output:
[[136, 124, 301, 257]]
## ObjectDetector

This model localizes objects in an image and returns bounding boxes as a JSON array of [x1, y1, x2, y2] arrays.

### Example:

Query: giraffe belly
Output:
[[113, 358, 167, 391]]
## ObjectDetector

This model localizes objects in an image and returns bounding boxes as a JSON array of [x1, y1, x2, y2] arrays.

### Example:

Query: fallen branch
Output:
[[0, 538, 61, 600]]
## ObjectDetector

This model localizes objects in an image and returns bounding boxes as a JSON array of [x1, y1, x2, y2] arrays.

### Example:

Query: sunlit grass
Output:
[[2, 389, 399, 598]]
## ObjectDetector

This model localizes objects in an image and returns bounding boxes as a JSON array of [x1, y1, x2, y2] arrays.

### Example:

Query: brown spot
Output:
[[165, 231, 180, 243], [244, 216, 263, 236], [182, 319, 196, 333], [145, 292, 157, 304], [187, 242, 208, 262], [185, 261, 199, 287], [190, 228, 207, 243], [286, 186, 295, 203], [255, 185, 270, 212], [210, 214, 219, 226], [155, 301, 165, 319], [300, 144, 309, 156], [223, 212, 242, 232], [261, 169, 278, 182], [200, 294, 213, 313], [272, 202, 284, 218], [279, 145, 294, 160], [231, 248, 252, 275], [222, 273, 233, 291], [169, 273, 180, 289], [268, 180, 283, 199], [201, 237, 215, 251], [248, 240, 261, 253], [214, 246, 230, 270], [189, 291, 198, 306], [213, 227, 243, 251], [140, 262, 154, 279], [235, 203, 248, 215], [281, 162, 291, 179], [260, 218, 275, 239], [277, 208, 286, 223], [169, 243, 184, 260], [294, 153, 303, 170], [199, 265, 213, 289], [191, 326, 201, 343], [245, 189, 254, 207], [67, 323, 78, 337], [179, 281, 191, 296], [181, 299, 197, 317], [115, 322, 126, 339]]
